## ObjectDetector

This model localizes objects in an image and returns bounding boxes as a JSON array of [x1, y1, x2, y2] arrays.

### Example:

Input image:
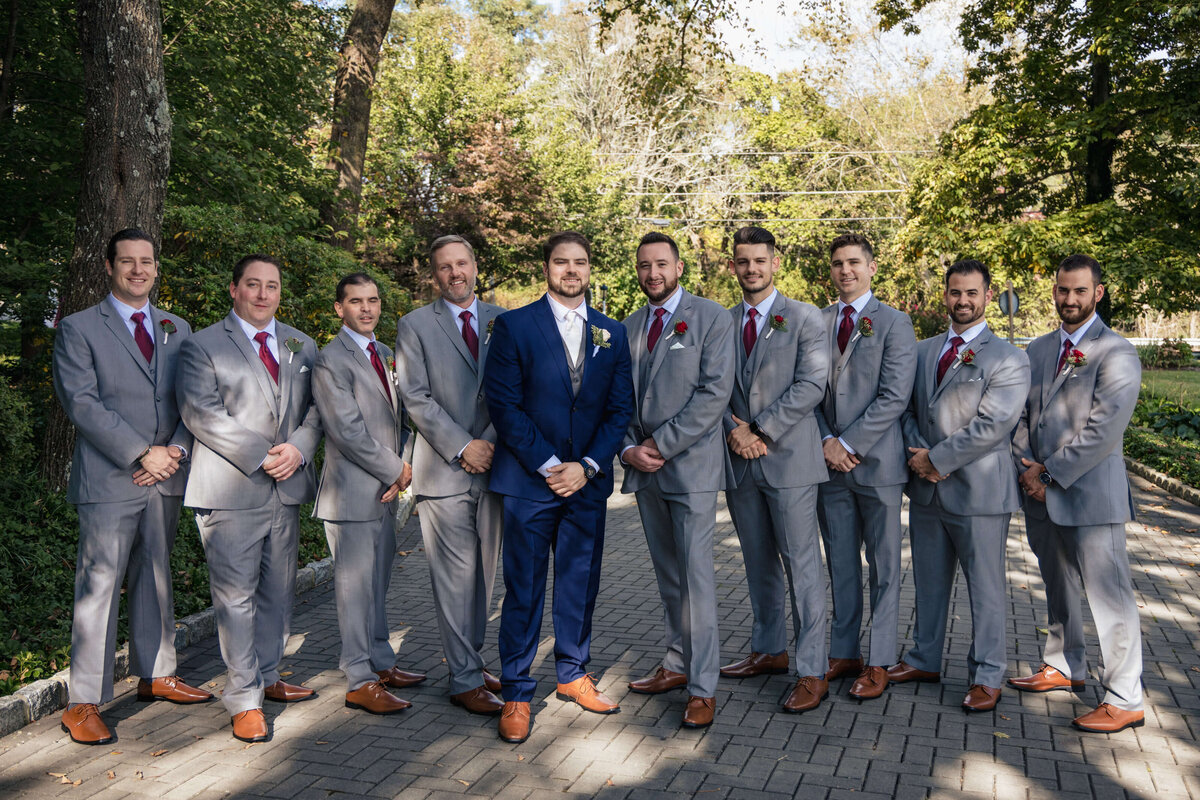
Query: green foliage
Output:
[[1132, 393, 1200, 442], [1125, 427, 1200, 490], [1137, 339, 1195, 370]]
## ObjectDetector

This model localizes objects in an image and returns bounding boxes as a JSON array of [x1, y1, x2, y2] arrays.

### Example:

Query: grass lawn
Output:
[[1142, 369, 1200, 405]]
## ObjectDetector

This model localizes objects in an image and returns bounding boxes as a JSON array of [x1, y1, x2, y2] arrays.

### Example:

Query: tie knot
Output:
[[254, 331, 269, 346], [130, 311, 145, 324], [654, 307, 667, 320], [367, 341, 378, 355], [747, 308, 758, 320], [950, 335, 964, 348], [842, 306, 854, 319], [460, 309, 472, 323]]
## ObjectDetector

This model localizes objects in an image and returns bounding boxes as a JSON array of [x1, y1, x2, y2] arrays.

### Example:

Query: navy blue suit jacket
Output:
[[485, 295, 634, 502]]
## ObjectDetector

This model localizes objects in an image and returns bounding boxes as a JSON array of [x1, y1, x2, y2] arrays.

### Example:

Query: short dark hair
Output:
[[106, 228, 156, 264], [637, 231, 680, 261], [428, 234, 477, 268], [945, 259, 991, 289], [1057, 254, 1102, 284], [543, 231, 591, 264], [732, 226, 775, 255], [336, 272, 378, 303], [829, 233, 874, 261], [232, 253, 283, 285]]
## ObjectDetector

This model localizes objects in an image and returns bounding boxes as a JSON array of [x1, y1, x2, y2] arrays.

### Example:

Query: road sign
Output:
[[997, 287, 1019, 316]]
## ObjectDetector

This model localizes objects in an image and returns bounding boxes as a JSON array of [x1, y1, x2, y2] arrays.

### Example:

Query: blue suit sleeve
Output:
[[583, 324, 635, 473]]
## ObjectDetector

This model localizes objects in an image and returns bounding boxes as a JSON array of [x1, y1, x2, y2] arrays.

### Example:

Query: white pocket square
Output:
[[966, 376, 983, 382], [670, 341, 685, 350], [299, 365, 311, 373], [592, 345, 600, 357]]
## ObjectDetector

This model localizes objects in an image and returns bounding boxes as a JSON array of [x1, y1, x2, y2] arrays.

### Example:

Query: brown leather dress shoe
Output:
[[962, 684, 1001, 712], [781, 676, 828, 714], [345, 681, 411, 715], [498, 701, 531, 743], [1007, 664, 1084, 693], [61, 704, 115, 746], [826, 657, 864, 682], [628, 666, 687, 694], [681, 696, 715, 728], [136, 676, 215, 704], [376, 666, 427, 689], [556, 674, 621, 714], [720, 651, 789, 679], [451, 686, 504, 715], [887, 661, 941, 684], [231, 708, 269, 743], [263, 679, 316, 703], [849, 665, 889, 700], [1072, 703, 1145, 733], [483, 669, 502, 693]]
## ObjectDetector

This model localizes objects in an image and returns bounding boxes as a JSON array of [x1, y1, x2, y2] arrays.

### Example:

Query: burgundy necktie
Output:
[[647, 307, 667, 352], [129, 311, 154, 364], [1057, 338, 1073, 373], [367, 341, 393, 401], [743, 308, 758, 357], [254, 331, 279, 384], [836, 305, 855, 353], [936, 336, 965, 385], [460, 310, 479, 361]]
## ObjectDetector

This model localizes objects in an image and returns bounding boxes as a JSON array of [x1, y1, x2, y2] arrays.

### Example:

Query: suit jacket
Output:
[[814, 296, 917, 487], [724, 293, 829, 489], [484, 296, 634, 502], [901, 327, 1030, 516], [396, 299, 502, 499], [177, 312, 323, 510], [53, 299, 193, 504], [621, 289, 736, 495], [1012, 318, 1139, 526], [312, 330, 408, 522]]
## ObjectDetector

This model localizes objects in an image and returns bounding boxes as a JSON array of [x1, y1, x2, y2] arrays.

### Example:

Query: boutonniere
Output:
[[284, 337, 303, 364], [673, 320, 688, 337], [591, 325, 611, 349], [485, 318, 495, 345], [765, 314, 787, 340], [386, 356, 395, 372], [159, 318, 177, 345], [953, 348, 977, 371], [857, 316, 874, 337], [1065, 349, 1086, 368]]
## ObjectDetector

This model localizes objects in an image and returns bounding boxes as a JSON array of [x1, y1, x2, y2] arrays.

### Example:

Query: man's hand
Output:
[[133, 445, 181, 484], [381, 463, 413, 503], [1019, 457, 1047, 501], [263, 442, 303, 481], [459, 439, 495, 474], [728, 414, 768, 459], [907, 447, 947, 483], [546, 461, 587, 497], [624, 437, 665, 473], [822, 437, 861, 473]]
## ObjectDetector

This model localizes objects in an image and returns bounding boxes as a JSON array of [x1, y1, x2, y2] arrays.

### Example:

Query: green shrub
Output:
[[1125, 427, 1200, 489], [1133, 392, 1200, 441], [1137, 338, 1195, 369]]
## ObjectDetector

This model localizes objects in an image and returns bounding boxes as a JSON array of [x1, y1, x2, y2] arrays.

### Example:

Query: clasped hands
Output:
[[907, 447, 948, 483], [132, 445, 185, 486], [459, 439, 494, 474], [1018, 457, 1047, 502], [727, 415, 768, 459], [381, 462, 413, 503], [823, 437, 860, 473]]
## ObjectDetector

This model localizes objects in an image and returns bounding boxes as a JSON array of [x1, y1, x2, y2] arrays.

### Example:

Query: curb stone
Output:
[[1125, 456, 1200, 507], [0, 493, 415, 738]]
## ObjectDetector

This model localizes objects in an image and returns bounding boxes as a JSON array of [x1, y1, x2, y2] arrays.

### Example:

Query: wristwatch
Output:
[[749, 421, 771, 444], [581, 461, 598, 480], [1038, 470, 1053, 486]]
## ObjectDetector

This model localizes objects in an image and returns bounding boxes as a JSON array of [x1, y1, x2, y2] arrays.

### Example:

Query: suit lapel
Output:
[[225, 313, 279, 412], [341, 329, 394, 413], [822, 304, 838, 394], [99, 300, 153, 382], [732, 305, 748, 393], [534, 295, 574, 396], [434, 299, 478, 374], [476, 302, 500, 394], [746, 294, 785, 387], [1045, 318, 1103, 406], [931, 329, 990, 403], [831, 296, 876, 394], [628, 305, 649, 399], [148, 306, 165, 386], [646, 290, 689, 390], [276, 324, 299, 423]]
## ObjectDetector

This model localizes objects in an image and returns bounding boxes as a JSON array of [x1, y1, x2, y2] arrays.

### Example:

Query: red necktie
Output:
[[1057, 338, 1073, 373], [837, 306, 854, 353], [460, 310, 479, 361], [936, 336, 965, 385], [254, 331, 279, 384], [129, 311, 154, 364], [647, 307, 667, 352], [367, 341, 393, 401], [743, 308, 758, 356]]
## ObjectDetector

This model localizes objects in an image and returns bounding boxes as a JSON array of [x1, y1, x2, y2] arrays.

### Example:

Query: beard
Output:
[[439, 276, 475, 305], [1056, 297, 1096, 325], [548, 272, 587, 299], [949, 304, 984, 326], [641, 274, 678, 304]]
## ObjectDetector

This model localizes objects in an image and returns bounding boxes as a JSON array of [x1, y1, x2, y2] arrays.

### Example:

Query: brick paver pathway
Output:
[[2, 472, 1198, 799]]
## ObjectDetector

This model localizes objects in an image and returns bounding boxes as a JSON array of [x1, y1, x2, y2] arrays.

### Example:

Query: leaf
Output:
[[47, 772, 66, 778], [457, 780, 470, 787], [106, 771, 116, 780], [994, 732, 1010, 739], [1036, 627, 1049, 635], [150, 749, 169, 757]]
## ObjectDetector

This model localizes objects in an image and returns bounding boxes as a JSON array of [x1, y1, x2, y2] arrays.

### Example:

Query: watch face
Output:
[[1039, 471, 1052, 485], [583, 463, 597, 479]]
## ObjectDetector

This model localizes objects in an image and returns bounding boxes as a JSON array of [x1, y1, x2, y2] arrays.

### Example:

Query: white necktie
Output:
[[564, 310, 582, 367]]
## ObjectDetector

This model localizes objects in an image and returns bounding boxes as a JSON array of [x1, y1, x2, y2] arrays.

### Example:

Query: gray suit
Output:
[[724, 294, 830, 677], [622, 289, 736, 696], [52, 298, 193, 705], [814, 296, 917, 666], [178, 312, 322, 715], [312, 329, 408, 691], [395, 300, 503, 695], [1012, 318, 1143, 710], [900, 327, 1029, 688]]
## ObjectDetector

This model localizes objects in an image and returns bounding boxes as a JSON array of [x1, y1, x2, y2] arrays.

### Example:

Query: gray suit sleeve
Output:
[[395, 317, 474, 463], [814, 404, 833, 439], [900, 391, 929, 452], [52, 315, 147, 468], [286, 346, 323, 463], [312, 353, 404, 486], [841, 312, 917, 455], [652, 311, 736, 461], [167, 319, 195, 455], [928, 349, 1030, 476], [753, 305, 828, 442]]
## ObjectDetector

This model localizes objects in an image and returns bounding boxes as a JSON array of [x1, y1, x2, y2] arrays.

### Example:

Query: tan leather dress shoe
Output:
[[825, 657, 864, 682], [720, 651, 789, 678], [346, 681, 411, 714], [887, 661, 941, 684], [498, 701, 531, 743], [628, 666, 687, 694], [231, 709, 269, 743], [1007, 664, 1084, 693], [483, 670, 502, 693], [849, 665, 889, 700], [263, 679, 316, 703], [556, 674, 620, 714], [781, 676, 828, 714], [962, 684, 1001, 712], [136, 676, 214, 704], [681, 696, 715, 728], [61, 704, 115, 746], [1072, 703, 1144, 733], [451, 686, 504, 715], [376, 666, 427, 689]]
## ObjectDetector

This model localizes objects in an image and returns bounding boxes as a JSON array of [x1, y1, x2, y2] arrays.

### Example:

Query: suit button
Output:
[[567, 438, 573, 447], [1039, 422, 1045, 428], [571, 405, 576, 412]]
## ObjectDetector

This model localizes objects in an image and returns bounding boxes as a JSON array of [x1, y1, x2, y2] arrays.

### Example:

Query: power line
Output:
[[625, 189, 904, 197], [634, 216, 906, 224], [598, 150, 935, 156]]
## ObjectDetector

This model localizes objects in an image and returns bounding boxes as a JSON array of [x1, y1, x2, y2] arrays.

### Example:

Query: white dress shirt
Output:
[[233, 313, 279, 361], [108, 293, 153, 342], [444, 296, 480, 338], [1059, 312, 1098, 349], [741, 288, 779, 341], [936, 319, 988, 361], [643, 285, 684, 336], [341, 324, 378, 358]]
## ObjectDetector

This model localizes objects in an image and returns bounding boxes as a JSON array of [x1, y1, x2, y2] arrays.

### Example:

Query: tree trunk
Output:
[[39, 0, 171, 489], [0, 0, 17, 119], [320, 0, 396, 252], [1084, 39, 1114, 204]]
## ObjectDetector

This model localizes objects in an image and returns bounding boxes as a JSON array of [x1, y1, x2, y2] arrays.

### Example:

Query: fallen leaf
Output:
[[776, 755, 788, 762], [457, 780, 470, 787], [280, 671, 294, 677], [106, 771, 115, 780], [59, 777, 72, 785], [150, 749, 168, 757], [110, 751, 122, 755], [994, 732, 1010, 739], [242, 743, 258, 750], [47, 772, 66, 779], [999, 714, 1010, 720], [607, 779, 615, 786], [1036, 627, 1049, 635], [397, 550, 410, 556], [135, 771, 144, 780], [72, 780, 81, 786], [516, 755, 525, 761], [315, 740, 330, 745]]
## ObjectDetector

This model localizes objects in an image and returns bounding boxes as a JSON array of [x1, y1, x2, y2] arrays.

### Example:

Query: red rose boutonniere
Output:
[[673, 320, 687, 337], [765, 314, 787, 339], [955, 348, 977, 370], [485, 318, 495, 345], [857, 316, 874, 337], [159, 318, 177, 345], [1065, 349, 1086, 368]]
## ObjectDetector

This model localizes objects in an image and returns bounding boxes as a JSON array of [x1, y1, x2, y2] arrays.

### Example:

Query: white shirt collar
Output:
[[743, 288, 779, 320], [837, 290, 873, 317], [948, 320, 988, 346], [443, 296, 479, 323], [108, 293, 151, 324], [547, 293, 587, 324], [341, 325, 377, 356], [649, 285, 684, 317], [1060, 313, 1098, 347], [233, 312, 277, 344]]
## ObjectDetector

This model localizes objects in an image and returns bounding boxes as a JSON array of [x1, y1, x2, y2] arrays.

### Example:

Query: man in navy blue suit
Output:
[[484, 231, 635, 743]]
